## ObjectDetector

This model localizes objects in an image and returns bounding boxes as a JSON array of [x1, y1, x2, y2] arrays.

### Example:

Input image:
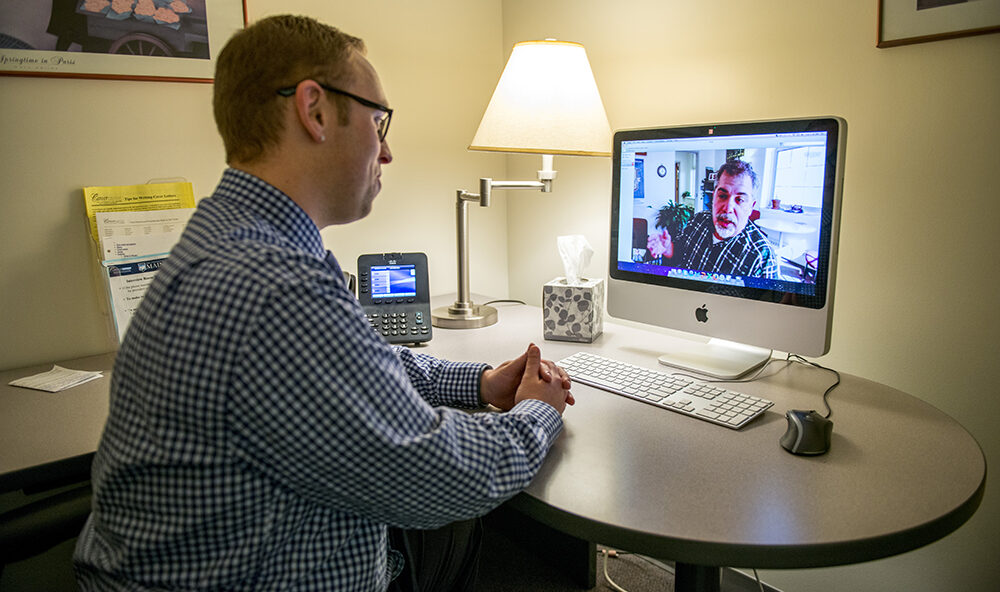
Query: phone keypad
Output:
[[366, 311, 431, 342]]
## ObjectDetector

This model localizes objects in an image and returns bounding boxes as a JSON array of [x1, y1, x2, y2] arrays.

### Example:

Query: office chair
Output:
[[0, 483, 92, 586]]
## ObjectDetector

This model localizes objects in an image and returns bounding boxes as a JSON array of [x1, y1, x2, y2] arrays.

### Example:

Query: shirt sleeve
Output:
[[228, 271, 563, 529], [390, 345, 488, 409]]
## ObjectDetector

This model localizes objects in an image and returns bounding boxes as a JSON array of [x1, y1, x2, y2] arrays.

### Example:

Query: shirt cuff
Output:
[[437, 360, 491, 409], [508, 398, 564, 438]]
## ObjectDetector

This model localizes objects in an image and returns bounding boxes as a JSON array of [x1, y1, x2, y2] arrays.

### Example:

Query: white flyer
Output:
[[96, 208, 194, 261], [104, 256, 168, 343]]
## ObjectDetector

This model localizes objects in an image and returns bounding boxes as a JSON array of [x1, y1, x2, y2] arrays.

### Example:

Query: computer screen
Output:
[[607, 117, 846, 378]]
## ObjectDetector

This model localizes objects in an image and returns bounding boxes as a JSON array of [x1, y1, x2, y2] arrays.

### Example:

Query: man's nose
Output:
[[380, 140, 393, 164]]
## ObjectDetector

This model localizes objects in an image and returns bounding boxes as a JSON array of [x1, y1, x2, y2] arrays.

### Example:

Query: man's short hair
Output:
[[213, 15, 365, 165], [716, 159, 758, 191]]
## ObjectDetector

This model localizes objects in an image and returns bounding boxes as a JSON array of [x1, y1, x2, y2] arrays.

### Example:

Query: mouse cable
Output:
[[785, 353, 840, 419], [672, 355, 841, 419], [481, 298, 526, 306]]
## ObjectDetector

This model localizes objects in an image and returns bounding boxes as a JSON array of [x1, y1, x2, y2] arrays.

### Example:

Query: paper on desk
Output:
[[8, 365, 103, 393], [97, 208, 194, 260]]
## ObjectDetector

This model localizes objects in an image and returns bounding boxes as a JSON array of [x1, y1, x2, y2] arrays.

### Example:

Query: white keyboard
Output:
[[558, 352, 773, 429]]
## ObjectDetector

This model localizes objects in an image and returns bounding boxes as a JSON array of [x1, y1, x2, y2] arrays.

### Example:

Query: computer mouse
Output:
[[780, 409, 833, 455]]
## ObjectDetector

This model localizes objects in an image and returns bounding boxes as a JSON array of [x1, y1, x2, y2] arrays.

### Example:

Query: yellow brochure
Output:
[[83, 182, 195, 243]]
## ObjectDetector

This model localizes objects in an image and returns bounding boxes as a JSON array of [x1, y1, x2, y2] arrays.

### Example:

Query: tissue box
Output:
[[542, 277, 604, 343]]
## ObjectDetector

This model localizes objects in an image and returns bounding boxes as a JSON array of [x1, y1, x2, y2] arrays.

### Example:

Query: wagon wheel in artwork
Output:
[[109, 33, 173, 57]]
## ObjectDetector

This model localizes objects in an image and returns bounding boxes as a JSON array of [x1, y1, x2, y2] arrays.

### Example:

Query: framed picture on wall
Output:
[[877, 0, 1000, 47], [0, 0, 247, 82]]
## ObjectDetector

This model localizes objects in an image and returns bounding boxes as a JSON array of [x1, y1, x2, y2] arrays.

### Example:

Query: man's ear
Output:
[[293, 80, 328, 144]]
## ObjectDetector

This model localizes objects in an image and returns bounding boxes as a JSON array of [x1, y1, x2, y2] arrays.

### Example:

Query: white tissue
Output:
[[557, 235, 594, 286]]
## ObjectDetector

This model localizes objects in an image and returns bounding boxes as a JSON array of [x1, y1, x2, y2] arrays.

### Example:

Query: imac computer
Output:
[[607, 116, 846, 379]]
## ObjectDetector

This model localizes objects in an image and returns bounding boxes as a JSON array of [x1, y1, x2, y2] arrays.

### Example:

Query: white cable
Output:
[[601, 549, 630, 592]]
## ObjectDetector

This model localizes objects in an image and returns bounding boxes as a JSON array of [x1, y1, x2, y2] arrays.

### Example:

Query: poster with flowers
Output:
[[0, 0, 246, 81]]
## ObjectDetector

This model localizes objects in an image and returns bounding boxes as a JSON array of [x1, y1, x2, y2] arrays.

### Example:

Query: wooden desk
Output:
[[0, 300, 986, 592], [419, 298, 986, 592]]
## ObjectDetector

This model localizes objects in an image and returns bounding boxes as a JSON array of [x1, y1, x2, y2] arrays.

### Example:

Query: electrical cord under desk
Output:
[[599, 547, 768, 592]]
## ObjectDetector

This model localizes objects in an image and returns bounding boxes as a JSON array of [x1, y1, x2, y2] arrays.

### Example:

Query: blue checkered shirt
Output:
[[74, 168, 563, 591]]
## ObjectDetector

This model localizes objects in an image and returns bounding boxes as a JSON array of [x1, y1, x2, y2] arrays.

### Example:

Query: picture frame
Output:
[[0, 0, 247, 83], [877, 0, 1000, 48]]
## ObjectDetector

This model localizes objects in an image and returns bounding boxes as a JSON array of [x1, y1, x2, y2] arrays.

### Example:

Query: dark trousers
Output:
[[387, 518, 483, 592]]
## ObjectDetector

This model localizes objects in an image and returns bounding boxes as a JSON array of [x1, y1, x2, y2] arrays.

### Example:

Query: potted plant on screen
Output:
[[649, 202, 694, 264]]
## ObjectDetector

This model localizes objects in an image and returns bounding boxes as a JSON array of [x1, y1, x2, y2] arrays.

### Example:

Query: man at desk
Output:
[[74, 15, 573, 592]]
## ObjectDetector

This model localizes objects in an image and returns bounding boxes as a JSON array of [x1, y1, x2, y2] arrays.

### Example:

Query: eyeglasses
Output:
[[277, 81, 393, 142]]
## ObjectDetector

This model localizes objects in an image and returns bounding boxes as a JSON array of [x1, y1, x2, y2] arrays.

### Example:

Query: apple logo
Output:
[[695, 304, 708, 323]]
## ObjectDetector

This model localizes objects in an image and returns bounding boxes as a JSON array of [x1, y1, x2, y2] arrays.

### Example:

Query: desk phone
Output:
[[357, 252, 432, 345]]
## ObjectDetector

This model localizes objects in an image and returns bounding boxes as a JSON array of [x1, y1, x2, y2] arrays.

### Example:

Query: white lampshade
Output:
[[469, 40, 611, 157]]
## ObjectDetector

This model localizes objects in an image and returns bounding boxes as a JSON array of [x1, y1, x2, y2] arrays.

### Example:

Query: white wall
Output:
[[0, 0, 509, 369], [500, 1, 999, 591]]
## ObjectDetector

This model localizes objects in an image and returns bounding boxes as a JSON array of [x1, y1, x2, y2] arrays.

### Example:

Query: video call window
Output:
[[617, 130, 830, 296]]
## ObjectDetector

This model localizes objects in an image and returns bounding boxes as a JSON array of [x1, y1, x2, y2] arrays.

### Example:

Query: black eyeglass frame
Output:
[[277, 81, 393, 142]]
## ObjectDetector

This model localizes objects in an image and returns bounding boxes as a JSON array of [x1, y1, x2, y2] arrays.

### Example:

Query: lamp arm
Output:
[[450, 175, 552, 311], [478, 178, 550, 207], [434, 155, 559, 329]]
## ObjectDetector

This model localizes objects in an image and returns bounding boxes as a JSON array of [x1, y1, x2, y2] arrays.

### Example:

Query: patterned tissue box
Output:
[[542, 277, 604, 343]]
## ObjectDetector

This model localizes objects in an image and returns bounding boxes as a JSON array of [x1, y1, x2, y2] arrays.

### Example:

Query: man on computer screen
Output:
[[647, 159, 778, 279]]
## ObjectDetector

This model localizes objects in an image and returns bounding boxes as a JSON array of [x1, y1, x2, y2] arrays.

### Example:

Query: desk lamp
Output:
[[432, 39, 611, 329]]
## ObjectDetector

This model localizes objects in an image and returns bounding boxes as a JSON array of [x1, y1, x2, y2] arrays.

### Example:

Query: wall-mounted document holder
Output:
[[84, 179, 195, 343]]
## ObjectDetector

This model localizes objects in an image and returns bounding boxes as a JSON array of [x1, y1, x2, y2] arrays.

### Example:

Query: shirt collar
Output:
[[214, 168, 327, 258]]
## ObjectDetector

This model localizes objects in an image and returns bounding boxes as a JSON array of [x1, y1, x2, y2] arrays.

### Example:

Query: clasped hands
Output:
[[479, 344, 575, 414]]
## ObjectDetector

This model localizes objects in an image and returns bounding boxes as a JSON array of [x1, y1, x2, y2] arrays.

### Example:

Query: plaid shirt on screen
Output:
[[671, 211, 777, 279], [74, 168, 562, 591]]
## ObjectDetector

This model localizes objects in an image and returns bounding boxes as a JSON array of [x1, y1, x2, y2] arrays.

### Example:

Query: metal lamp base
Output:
[[431, 303, 498, 329]]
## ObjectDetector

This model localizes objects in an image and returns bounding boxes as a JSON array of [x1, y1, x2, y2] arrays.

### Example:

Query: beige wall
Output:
[[500, 1, 999, 591], [1, 0, 997, 590], [0, 0, 510, 369], [263, 1, 513, 311]]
